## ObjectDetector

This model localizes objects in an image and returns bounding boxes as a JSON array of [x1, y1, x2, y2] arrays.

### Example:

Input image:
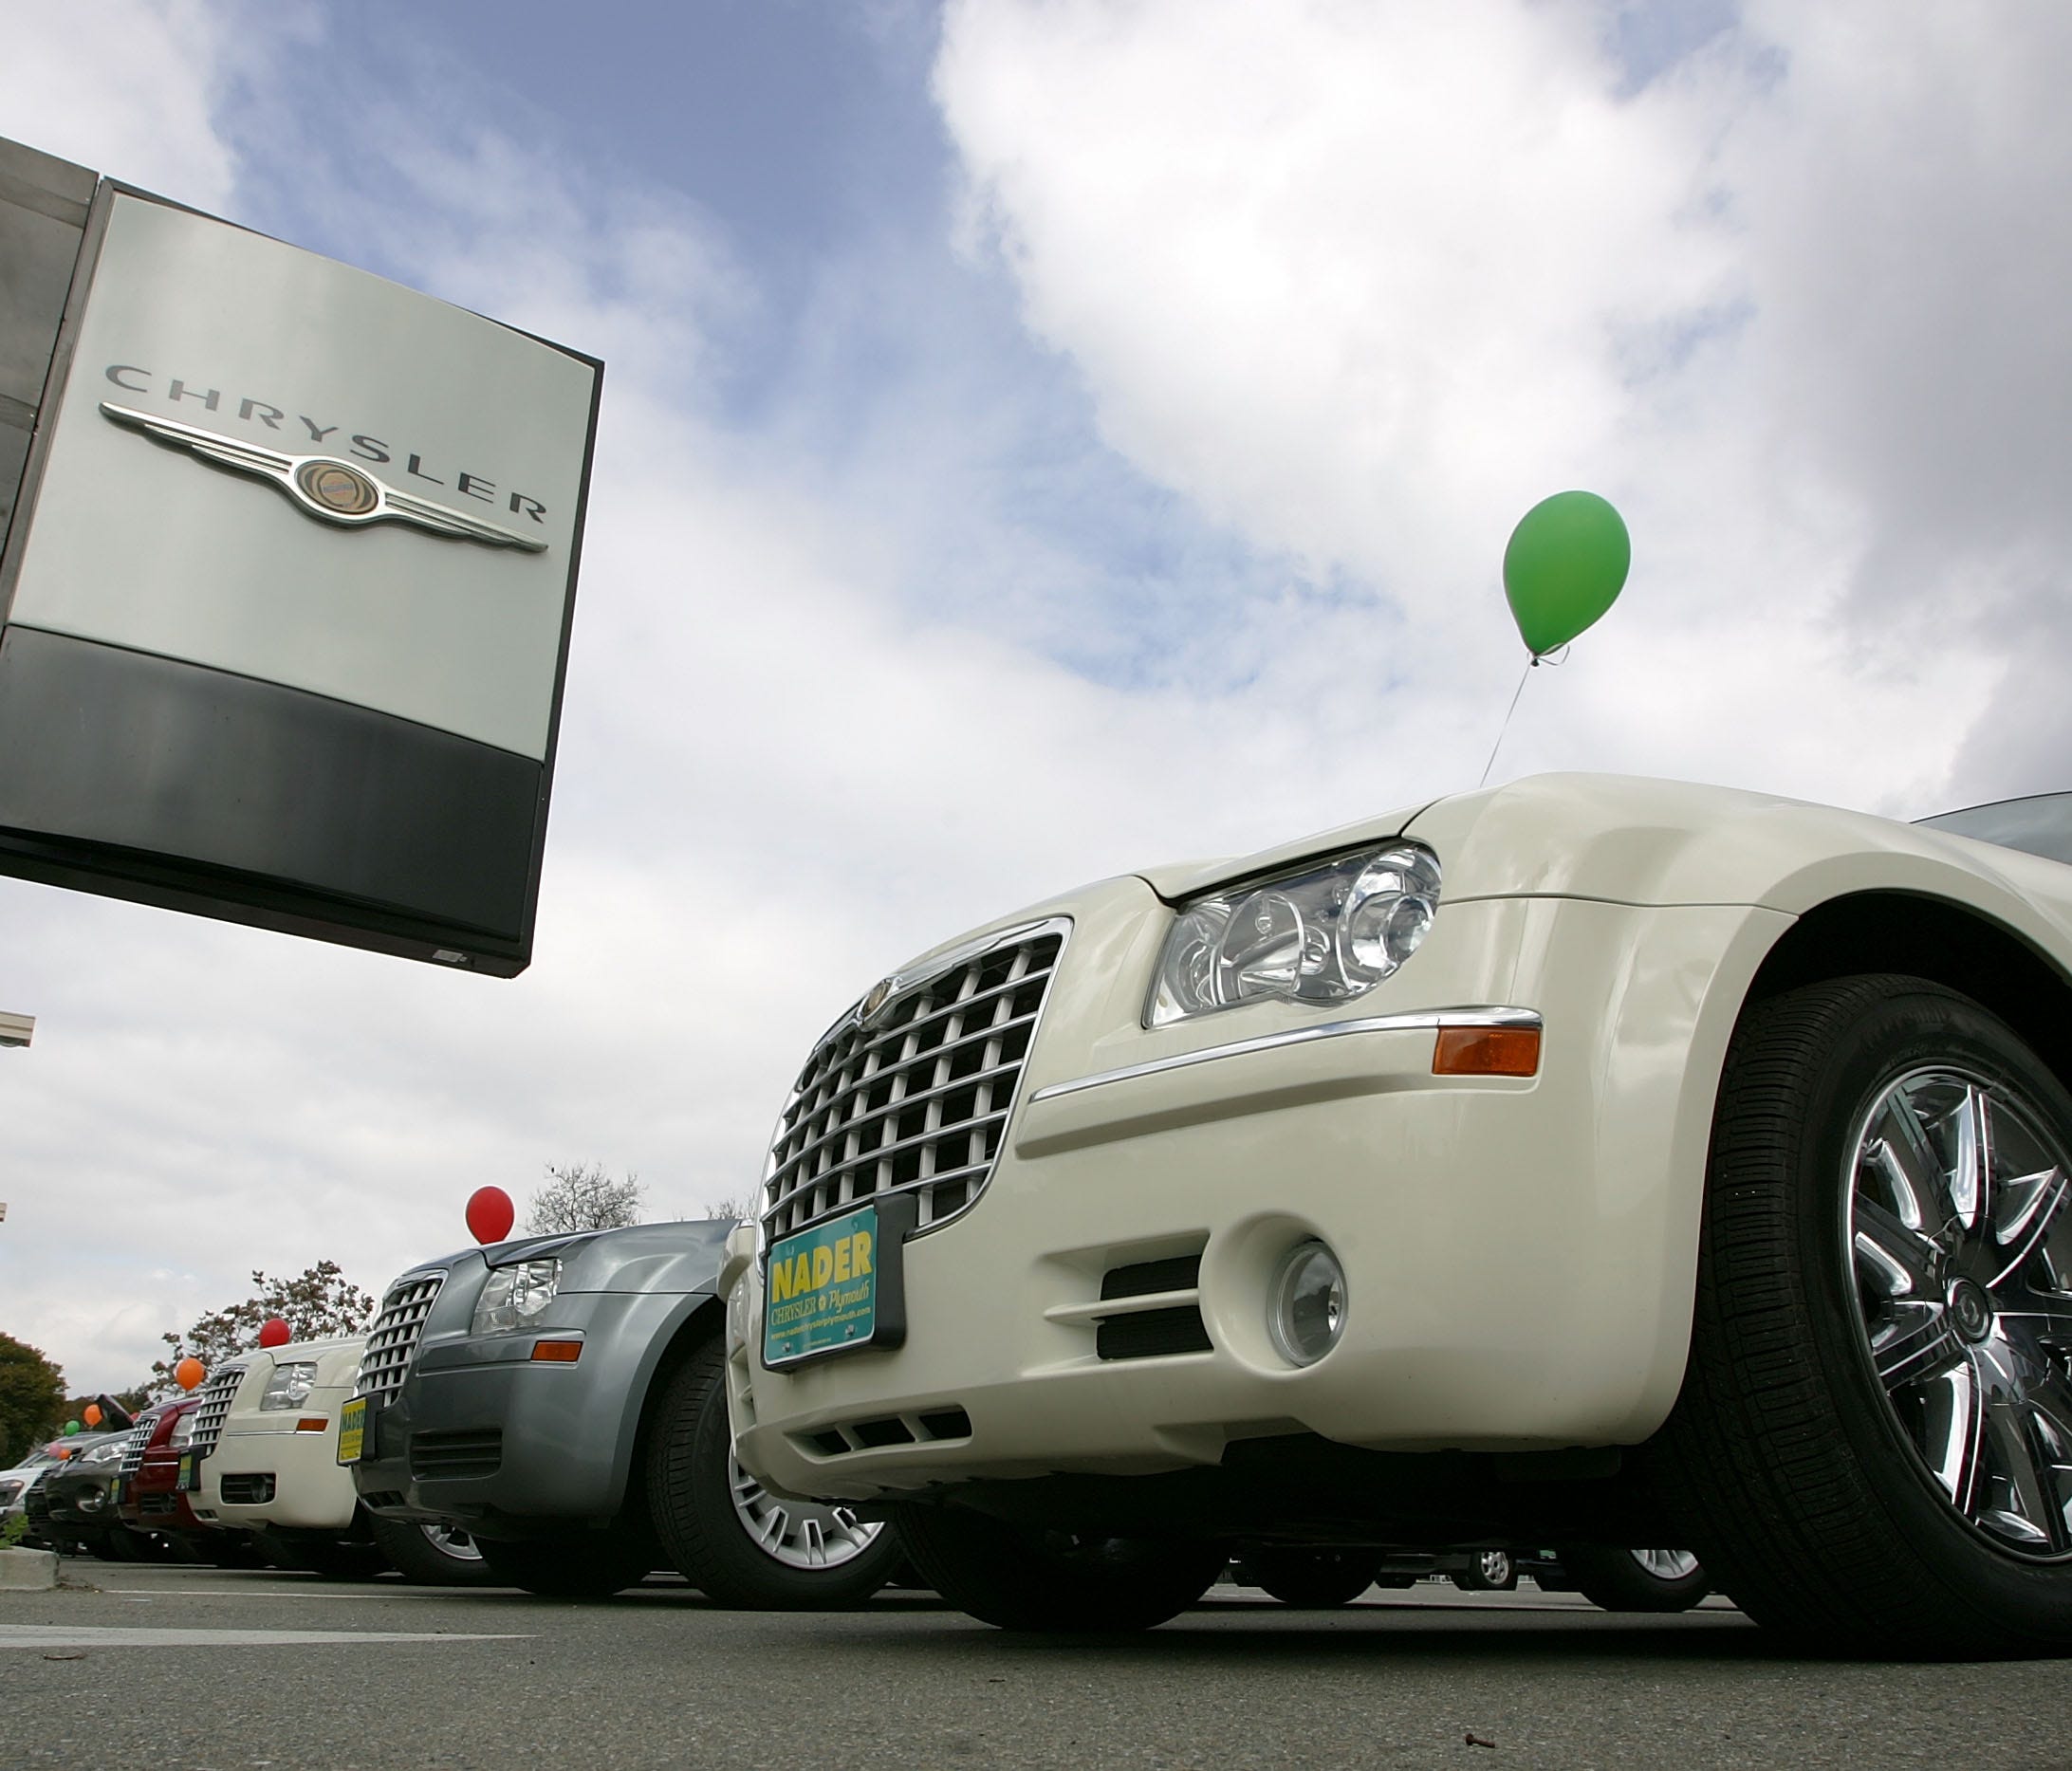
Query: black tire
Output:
[[889, 1501, 1225, 1632], [1231, 1548, 1377, 1607], [645, 1336, 902, 1609], [1451, 1549, 1516, 1592], [472, 1525, 657, 1599], [88, 1524, 146, 1563], [368, 1512, 500, 1587], [1558, 1545, 1709, 1613], [254, 1528, 384, 1580], [1656, 975, 2072, 1658]]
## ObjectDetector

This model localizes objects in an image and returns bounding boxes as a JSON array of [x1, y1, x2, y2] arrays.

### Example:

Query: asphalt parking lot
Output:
[[3, 1559, 2068, 1771]]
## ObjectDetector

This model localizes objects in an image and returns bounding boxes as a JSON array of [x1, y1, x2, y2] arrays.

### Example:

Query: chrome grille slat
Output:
[[358, 1273, 446, 1400], [770, 1002, 1038, 1173], [118, 1420, 151, 1476], [762, 923, 1065, 1243], [188, 1362, 246, 1461], [767, 1057, 1026, 1192]]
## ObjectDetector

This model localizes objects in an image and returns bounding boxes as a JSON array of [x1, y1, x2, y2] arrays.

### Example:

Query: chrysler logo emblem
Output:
[[859, 978, 897, 1024], [101, 402, 549, 553]]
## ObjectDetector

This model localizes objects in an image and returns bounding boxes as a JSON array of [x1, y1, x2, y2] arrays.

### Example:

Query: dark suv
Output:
[[347, 1219, 902, 1603]]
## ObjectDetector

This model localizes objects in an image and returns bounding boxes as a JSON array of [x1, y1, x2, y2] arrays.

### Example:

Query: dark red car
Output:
[[113, 1396, 225, 1558]]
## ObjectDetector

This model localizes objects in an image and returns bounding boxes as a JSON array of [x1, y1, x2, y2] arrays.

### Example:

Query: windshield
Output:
[[1917, 793, 2072, 867]]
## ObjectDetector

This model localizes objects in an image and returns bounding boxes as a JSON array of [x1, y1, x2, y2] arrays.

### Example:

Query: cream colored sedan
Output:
[[721, 774, 2072, 1656]]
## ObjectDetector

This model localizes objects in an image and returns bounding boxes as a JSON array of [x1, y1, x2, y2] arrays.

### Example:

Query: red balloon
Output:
[[258, 1318, 291, 1349], [466, 1185, 515, 1245]]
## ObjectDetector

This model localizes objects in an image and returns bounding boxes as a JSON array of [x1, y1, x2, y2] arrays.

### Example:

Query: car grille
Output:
[[1096, 1254, 1212, 1361], [188, 1362, 245, 1461], [359, 1273, 446, 1400], [119, 1421, 152, 1476], [408, 1428, 503, 1481], [763, 921, 1067, 1243]]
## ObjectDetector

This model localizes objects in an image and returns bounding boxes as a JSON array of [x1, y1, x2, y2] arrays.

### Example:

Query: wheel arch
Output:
[[614, 1292, 724, 1509], [1637, 881, 2072, 1442], [1739, 889, 2072, 1092]]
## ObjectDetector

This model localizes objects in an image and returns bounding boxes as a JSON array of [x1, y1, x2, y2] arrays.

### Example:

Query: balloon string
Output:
[[1479, 657, 1536, 788]]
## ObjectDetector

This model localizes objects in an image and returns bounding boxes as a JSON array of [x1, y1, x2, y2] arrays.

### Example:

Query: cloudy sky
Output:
[[4, 0, 2067, 1393]]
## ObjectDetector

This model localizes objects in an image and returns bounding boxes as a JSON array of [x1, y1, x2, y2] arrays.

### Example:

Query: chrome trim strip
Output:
[[1027, 1006, 1543, 1103]]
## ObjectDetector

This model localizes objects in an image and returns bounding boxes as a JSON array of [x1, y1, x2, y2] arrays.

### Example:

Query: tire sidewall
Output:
[[1778, 981, 2072, 1635], [649, 1337, 899, 1608]]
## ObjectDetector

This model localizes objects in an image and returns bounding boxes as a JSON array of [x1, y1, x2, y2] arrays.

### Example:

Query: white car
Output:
[[190, 1335, 488, 1583], [0, 1444, 65, 1527], [721, 773, 2072, 1657]]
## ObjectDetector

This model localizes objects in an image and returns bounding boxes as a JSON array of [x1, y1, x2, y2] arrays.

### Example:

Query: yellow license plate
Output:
[[336, 1395, 367, 1466]]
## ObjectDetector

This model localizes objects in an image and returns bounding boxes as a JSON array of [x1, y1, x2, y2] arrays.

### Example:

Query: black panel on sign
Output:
[[0, 623, 543, 970]]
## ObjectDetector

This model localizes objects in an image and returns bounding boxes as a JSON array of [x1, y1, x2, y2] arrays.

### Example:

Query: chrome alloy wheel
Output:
[[727, 1449, 883, 1570], [1846, 1066, 2072, 1557], [421, 1522, 482, 1562], [1631, 1548, 1701, 1581]]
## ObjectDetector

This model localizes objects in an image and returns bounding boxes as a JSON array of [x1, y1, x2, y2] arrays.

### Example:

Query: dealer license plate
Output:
[[337, 1395, 368, 1466], [764, 1203, 886, 1368], [106, 1476, 122, 1506], [177, 1452, 199, 1492]]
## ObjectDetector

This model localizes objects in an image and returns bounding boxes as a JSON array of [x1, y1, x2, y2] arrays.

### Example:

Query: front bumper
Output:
[[120, 1458, 213, 1536], [350, 1288, 697, 1533], [197, 1389, 357, 1530], [729, 884, 1786, 1504]]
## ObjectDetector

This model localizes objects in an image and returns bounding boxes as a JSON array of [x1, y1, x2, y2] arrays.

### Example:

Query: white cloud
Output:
[[932, 0, 2059, 804], [0, 0, 257, 207]]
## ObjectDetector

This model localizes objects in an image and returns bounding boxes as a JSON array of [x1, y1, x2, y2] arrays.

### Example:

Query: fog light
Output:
[[1268, 1240, 1346, 1367]]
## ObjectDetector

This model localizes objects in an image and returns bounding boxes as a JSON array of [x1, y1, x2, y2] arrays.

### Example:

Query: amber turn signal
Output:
[[1433, 1025, 1541, 1078], [294, 1417, 327, 1433], [529, 1339, 583, 1363]]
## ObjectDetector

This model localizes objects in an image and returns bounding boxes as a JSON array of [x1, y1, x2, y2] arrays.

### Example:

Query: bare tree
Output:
[[153, 1262, 377, 1397], [526, 1161, 646, 1235], [704, 1193, 758, 1226]]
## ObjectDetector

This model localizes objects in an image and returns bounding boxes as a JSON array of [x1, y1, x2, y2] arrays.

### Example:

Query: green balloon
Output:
[[64, 1420, 80, 1434], [1502, 490, 1631, 656]]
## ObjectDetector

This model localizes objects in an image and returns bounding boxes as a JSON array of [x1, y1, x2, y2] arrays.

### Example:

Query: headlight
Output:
[[472, 1259, 562, 1336], [169, 1411, 197, 1448], [1148, 841, 1442, 1026], [82, 1440, 126, 1466], [259, 1362, 319, 1411]]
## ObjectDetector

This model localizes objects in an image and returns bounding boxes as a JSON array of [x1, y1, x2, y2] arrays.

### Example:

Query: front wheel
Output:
[[890, 1502, 1225, 1632], [368, 1512, 500, 1587], [1558, 1545, 1709, 1613], [645, 1337, 902, 1609], [1657, 976, 2072, 1658]]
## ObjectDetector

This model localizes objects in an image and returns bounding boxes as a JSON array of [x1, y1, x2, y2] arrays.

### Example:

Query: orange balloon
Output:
[[175, 1356, 206, 1392], [83, 1404, 102, 1426]]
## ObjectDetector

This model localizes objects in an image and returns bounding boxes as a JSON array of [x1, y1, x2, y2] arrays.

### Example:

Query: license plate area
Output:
[[762, 1194, 914, 1370], [336, 1395, 368, 1466]]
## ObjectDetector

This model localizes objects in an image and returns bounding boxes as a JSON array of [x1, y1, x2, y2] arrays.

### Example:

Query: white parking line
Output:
[[101, 1588, 477, 1600], [1, 1625, 528, 1649]]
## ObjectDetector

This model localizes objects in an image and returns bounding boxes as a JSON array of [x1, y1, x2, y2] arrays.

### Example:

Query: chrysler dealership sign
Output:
[[0, 138, 601, 975]]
